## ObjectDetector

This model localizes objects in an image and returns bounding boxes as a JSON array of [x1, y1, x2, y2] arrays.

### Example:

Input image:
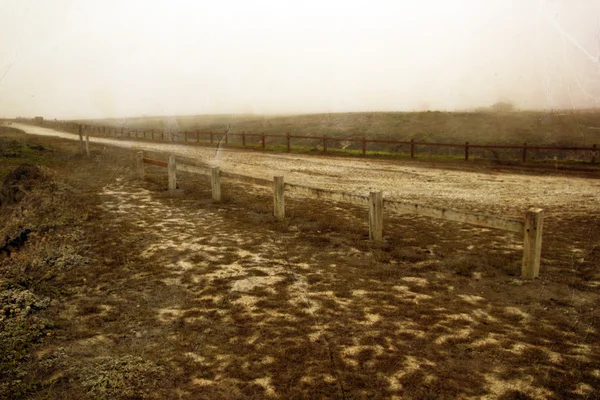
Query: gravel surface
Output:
[[14, 123, 600, 219]]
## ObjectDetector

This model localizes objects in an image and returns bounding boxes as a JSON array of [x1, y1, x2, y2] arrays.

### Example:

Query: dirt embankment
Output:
[[0, 129, 599, 399]]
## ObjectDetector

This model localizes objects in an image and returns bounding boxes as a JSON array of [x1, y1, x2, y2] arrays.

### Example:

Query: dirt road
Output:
[[13, 123, 600, 219]]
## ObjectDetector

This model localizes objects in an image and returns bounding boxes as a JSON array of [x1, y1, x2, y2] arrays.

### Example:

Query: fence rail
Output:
[[20, 119, 600, 165], [143, 157, 168, 168], [137, 151, 543, 280]]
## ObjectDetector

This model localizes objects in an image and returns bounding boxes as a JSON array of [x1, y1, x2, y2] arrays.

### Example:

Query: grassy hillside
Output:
[[80, 110, 600, 146], [0, 126, 55, 180]]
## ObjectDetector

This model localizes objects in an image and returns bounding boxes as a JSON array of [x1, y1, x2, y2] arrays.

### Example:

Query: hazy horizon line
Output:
[[8, 106, 600, 122]]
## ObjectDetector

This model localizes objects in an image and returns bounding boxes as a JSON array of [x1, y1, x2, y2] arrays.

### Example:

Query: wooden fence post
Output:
[[261, 132, 266, 149], [168, 155, 177, 192], [522, 143, 528, 163], [369, 192, 383, 242], [273, 176, 285, 221], [136, 151, 145, 180], [362, 137, 367, 156], [85, 127, 90, 157], [464, 142, 469, 161], [522, 208, 544, 279], [78, 125, 84, 154], [211, 167, 221, 202]]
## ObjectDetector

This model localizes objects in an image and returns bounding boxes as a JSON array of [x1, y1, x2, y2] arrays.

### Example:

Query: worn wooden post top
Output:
[[273, 176, 285, 221], [522, 208, 544, 280]]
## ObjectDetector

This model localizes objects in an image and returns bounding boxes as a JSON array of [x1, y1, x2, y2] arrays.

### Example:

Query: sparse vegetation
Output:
[[0, 127, 598, 399], [68, 110, 600, 164], [79, 109, 600, 146]]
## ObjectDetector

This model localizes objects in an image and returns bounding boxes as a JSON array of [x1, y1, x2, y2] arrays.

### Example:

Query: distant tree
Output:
[[490, 101, 516, 112]]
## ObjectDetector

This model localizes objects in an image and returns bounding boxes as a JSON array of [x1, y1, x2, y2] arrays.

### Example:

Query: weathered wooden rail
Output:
[[136, 151, 544, 280]]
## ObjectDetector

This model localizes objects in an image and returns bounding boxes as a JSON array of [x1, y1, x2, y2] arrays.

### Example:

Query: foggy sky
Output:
[[0, 0, 599, 119]]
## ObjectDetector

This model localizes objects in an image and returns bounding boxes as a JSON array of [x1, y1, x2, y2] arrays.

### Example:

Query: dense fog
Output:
[[1, 0, 599, 119]]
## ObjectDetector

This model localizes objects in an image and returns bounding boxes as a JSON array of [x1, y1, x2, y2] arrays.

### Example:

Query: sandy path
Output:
[[14, 123, 600, 218]]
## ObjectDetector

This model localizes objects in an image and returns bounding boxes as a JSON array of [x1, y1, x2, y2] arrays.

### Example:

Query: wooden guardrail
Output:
[[136, 151, 544, 280]]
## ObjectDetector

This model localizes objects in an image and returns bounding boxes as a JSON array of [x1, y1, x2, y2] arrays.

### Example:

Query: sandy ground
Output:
[[13, 123, 600, 219], [67, 168, 600, 399], [2, 127, 599, 399]]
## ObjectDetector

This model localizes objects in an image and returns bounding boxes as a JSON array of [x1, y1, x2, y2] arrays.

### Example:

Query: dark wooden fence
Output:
[[22, 119, 599, 165]]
